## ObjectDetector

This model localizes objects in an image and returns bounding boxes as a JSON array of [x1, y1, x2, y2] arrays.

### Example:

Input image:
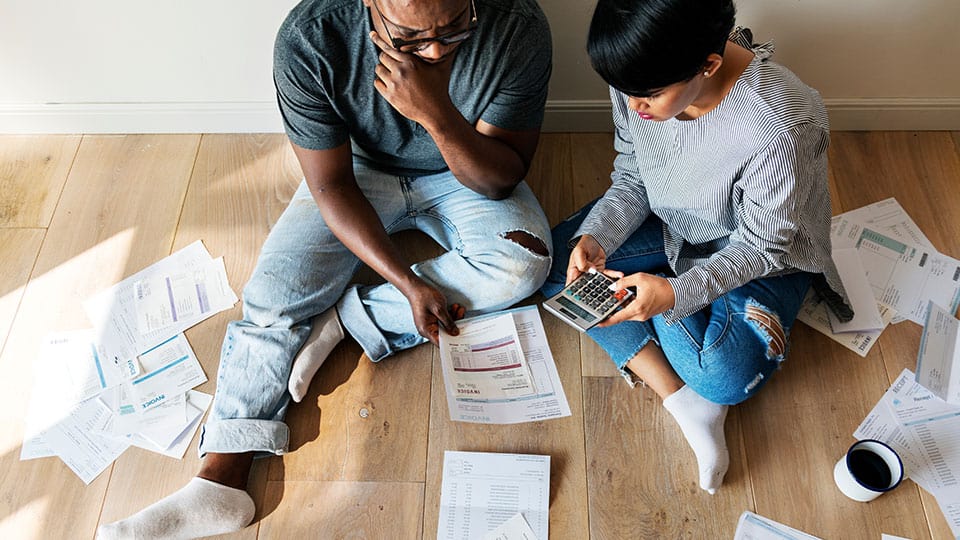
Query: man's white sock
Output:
[[662, 385, 729, 494], [96, 477, 255, 540], [288, 308, 344, 403]]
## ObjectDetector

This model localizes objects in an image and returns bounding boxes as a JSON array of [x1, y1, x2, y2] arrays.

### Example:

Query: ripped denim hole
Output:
[[502, 230, 549, 257], [744, 299, 786, 360]]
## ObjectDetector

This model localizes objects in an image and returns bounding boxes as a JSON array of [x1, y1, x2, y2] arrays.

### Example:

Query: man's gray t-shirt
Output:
[[274, 0, 552, 176]]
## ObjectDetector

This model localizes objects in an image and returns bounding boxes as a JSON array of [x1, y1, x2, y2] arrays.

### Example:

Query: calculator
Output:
[[542, 269, 633, 331]]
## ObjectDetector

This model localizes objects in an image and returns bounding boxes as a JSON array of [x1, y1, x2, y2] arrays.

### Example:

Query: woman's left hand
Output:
[[598, 272, 676, 326]]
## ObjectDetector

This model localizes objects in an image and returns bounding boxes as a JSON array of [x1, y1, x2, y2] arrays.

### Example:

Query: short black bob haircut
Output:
[[587, 0, 736, 97]]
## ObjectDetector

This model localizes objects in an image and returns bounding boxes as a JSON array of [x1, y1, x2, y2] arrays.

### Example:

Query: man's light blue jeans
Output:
[[541, 201, 811, 405], [199, 165, 552, 456]]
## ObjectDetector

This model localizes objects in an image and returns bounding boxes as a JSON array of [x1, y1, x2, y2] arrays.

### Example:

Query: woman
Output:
[[542, 0, 852, 493]]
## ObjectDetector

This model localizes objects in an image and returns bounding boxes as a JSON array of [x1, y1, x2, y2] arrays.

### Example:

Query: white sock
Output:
[[96, 477, 255, 540], [662, 385, 730, 495], [288, 308, 344, 403]]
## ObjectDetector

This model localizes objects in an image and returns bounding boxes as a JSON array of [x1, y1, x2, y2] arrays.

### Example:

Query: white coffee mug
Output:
[[834, 439, 904, 502]]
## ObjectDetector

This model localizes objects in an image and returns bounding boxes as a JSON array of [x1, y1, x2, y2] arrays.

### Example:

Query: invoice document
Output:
[[437, 451, 550, 540], [439, 306, 571, 424], [84, 240, 237, 365], [917, 301, 960, 405]]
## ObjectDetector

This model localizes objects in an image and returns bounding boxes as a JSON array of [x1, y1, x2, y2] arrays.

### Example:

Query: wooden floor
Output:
[[0, 132, 958, 539]]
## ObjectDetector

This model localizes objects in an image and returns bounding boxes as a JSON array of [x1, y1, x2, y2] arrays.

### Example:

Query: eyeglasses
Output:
[[372, 0, 478, 53]]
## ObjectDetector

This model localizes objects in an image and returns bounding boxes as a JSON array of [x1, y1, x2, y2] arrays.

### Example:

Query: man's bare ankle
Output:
[[197, 452, 255, 490]]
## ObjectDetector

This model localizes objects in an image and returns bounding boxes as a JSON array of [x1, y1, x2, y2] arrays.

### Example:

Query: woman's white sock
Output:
[[662, 385, 729, 494], [288, 308, 345, 403], [96, 477, 255, 539]]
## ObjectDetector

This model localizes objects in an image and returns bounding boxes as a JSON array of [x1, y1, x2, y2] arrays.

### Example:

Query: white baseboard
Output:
[[1, 98, 958, 134]]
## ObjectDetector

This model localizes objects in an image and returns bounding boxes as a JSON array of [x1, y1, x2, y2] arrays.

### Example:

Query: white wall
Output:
[[2, 0, 959, 133]]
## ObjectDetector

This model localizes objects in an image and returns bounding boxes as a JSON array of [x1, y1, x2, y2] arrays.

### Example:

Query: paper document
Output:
[[830, 217, 960, 325], [481, 513, 539, 540], [84, 241, 237, 364], [917, 301, 960, 405], [827, 248, 884, 333], [854, 369, 960, 539], [437, 451, 550, 540], [733, 512, 821, 540], [796, 290, 894, 357], [443, 313, 536, 400], [129, 333, 206, 410], [135, 257, 232, 335], [41, 396, 130, 484], [835, 197, 934, 249], [38, 330, 138, 405], [439, 306, 571, 424]]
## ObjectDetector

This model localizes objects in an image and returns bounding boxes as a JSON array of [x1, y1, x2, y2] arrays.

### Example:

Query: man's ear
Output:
[[702, 53, 724, 78]]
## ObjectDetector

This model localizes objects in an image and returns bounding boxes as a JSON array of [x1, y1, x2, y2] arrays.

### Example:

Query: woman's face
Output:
[[625, 75, 705, 122]]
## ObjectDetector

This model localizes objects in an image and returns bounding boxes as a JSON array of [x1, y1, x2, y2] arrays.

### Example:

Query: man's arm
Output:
[[293, 141, 457, 343], [370, 31, 539, 200]]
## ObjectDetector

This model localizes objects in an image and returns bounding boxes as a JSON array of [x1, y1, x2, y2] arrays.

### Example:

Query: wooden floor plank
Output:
[[0, 229, 44, 356], [0, 135, 80, 228], [582, 376, 752, 538], [527, 133, 573, 227], [739, 322, 926, 539], [422, 303, 590, 539], [0, 134, 200, 540], [258, 481, 424, 540]]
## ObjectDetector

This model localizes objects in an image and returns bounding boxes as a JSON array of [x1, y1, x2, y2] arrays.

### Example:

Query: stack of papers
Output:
[[20, 241, 235, 484], [854, 369, 960, 538], [798, 198, 960, 357], [438, 306, 571, 424]]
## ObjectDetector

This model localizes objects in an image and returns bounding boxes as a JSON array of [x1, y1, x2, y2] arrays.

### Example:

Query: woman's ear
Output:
[[701, 53, 724, 78]]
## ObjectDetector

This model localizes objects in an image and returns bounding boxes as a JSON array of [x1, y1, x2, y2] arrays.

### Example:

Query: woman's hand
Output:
[[566, 235, 610, 285], [598, 272, 676, 326]]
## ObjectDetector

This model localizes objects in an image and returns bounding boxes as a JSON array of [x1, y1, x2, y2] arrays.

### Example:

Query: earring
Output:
[[703, 71, 710, 76]]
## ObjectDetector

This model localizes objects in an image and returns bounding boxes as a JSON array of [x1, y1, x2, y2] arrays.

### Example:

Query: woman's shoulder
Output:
[[731, 38, 829, 137]]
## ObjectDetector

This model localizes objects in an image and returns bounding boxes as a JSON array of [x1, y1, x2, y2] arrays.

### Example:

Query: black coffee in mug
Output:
[[848, 448, 892, 489]]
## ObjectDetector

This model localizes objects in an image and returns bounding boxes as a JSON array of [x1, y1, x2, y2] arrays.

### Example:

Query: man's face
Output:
[[367, 0, 475, 62]]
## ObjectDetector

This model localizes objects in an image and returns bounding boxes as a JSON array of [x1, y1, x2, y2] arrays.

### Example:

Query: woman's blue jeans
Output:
[[199, 166, 552, 456], [541, 201, 811, 405]]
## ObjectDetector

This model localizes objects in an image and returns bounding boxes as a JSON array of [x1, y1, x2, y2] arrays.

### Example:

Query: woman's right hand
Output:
[[566, 235, 612, 285]]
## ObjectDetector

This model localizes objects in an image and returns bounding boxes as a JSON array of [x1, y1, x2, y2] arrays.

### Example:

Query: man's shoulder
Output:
[[480, 0, 547, 20], [280, 0, 363, 40]]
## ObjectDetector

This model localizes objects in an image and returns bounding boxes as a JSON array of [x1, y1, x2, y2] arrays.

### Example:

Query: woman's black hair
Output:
[[587, 0, 736, 97]]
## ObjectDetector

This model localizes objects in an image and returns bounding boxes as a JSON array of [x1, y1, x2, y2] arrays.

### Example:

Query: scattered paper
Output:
[[828, 248, 884, 333], [439, 306, 571, 424], [21, 240, 227, 483], [135, 257, 232, 335], [84, 240, 237, 365], [916, 301, 960, 404], [481, 513, 540, 540], [830, 217, 960, 325], [854, 369, 960, 539], [437, 451, 550, 540], [129, 333, 206, 411], [733, 511, 821, 539], [797, 291, 894, 357], [834, 197, 934, 250]]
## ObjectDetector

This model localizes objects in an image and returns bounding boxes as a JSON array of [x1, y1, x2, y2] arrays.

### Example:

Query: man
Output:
[[98, 0, 552, 537]]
